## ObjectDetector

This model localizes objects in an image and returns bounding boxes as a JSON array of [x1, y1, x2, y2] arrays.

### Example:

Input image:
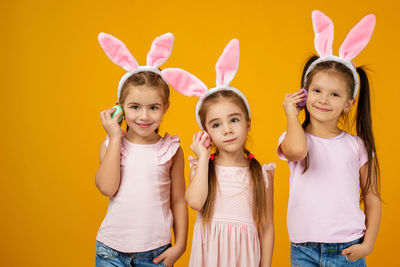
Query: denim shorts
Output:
[[95, 241, 171, 267], [291, 238, 366, 267]]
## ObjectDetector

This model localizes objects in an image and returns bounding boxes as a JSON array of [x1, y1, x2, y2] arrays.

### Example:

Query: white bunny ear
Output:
[[312, 10, 334, 57], [162, 68, 208, 97], [147, 33, 175, 68], [98, 33, 139, 72], [339, 14, 376, 61], [215, 39, 240, 87]]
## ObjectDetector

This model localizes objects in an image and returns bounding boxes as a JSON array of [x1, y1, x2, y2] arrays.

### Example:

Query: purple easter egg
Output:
[[296, 88, 308, 108]]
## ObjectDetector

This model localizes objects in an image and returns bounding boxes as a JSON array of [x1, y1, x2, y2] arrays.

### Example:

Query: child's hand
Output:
[[153, 245, 184, 267], [190, 131, 211, 160], [283, 89, 307, 117], [341, 242, 372, 262], [100, 107, 126, 140]]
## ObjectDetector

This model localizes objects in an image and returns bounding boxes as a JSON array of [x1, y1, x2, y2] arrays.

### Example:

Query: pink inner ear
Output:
[[147, 33, 174, 68], [162, 68, 207, 97], [339, 14, 376, 61], [312, 10, 334, 57], [215, 39, 240, 87], [98, 33, 138, 72]]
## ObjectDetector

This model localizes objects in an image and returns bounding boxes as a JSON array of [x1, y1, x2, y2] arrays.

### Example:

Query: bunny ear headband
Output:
[[305, 10, 376, 98], [162, 39, 250, 129], [98, 32, 179, 99]]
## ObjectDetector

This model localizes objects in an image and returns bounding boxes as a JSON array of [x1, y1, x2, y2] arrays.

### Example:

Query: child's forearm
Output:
[[95, 139, 121, 197], [259, 223, 274, 267], [362, 193, 381, 251], [171, 200, 188, 252], [185, 157, 209, 210], [281, 115, 307, 161]]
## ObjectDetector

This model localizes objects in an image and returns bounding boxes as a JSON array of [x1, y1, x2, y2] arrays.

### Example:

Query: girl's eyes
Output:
[[331, 93, 340, 97], [312, 88, 321, 93], [231, 117, 239, 123], [150, 106, 159, 110], [130, 105, 160, 110], [212, 123, 221, 128]]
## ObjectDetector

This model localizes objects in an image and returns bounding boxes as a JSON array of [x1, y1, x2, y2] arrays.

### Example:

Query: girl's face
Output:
[[204, 100, 250, 154], [122, 85, 168, 138], [306, 71, 355, 124]]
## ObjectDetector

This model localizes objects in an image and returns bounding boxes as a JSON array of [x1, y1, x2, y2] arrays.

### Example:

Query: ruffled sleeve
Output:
[[277, 131, 288, 161], [157, 133, 180, 165], [188, 156, 199, 169], [103, 135, 127, 167], [261, 162, 276, 188]]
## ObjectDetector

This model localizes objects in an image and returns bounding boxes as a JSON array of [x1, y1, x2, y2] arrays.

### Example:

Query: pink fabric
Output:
[[339, 14, 376, 61], [311, 10, 376, 61], [97, 133, 180, 252], [162, 68, 207, 97], [215, 39, 240, 87], [147, 33, 175, 68], [312, 10, 334, 57], [98, 33, 139, 72], [277, 131, 368, 243], [188, 157, 274, 267]]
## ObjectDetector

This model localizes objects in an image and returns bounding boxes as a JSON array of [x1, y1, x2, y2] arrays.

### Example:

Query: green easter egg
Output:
[[111, 105, 123, 123]]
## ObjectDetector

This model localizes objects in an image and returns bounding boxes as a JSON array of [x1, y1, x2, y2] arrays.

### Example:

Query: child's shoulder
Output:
[[158, 133, 180, 165]]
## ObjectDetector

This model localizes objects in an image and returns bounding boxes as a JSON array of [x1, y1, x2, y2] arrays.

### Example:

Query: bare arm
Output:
[[95, 107, 125, 197], [259, 170, 275, 267], [280, 90, 308, 161], [342, 161, 381, 261], [185, 131, 211, 211], [170, 147, 188, 253], [153, 146, 188, 267]]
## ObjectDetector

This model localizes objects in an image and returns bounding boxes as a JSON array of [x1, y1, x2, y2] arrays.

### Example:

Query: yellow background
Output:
[[1, 0, 399, 266]]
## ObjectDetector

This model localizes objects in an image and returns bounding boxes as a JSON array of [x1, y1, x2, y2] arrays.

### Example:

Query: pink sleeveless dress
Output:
[[188, 156, 275, 267]]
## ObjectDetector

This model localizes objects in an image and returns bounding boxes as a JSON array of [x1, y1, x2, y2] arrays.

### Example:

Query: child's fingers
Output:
[[112, 111, 123, 122], [341, 246, 354, 255], [195, 131, 204, 143], [153, 250, 167, 264]]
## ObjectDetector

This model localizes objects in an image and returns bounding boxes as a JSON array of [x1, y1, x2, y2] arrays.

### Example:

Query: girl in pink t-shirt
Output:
[[278, 10, 381, 266], [94, 33, 188, 267]]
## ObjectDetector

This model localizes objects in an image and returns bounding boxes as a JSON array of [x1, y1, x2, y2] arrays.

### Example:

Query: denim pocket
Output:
[[96, 241, 117, 259]]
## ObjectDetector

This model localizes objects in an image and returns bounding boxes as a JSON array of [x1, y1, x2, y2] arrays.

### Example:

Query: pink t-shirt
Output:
[[96, 133, 180, 252], [277, 131, 368, 243]]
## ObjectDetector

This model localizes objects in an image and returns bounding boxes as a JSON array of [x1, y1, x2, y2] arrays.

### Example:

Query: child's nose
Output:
[[223, 124, 233, 135], [140, 110, 150, 120]]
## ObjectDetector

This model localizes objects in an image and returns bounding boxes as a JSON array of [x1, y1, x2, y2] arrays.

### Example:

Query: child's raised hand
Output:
[[100, 107, 126, 140], [152, 245, 184, 267], [283, 89, 307, 117], [190, 131, 211, 160]]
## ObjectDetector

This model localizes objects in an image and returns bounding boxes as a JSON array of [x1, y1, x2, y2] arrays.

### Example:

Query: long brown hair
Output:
[[119, 71, 169, 133], [198, 90, 267, 230], [301, 56, 381, 202]]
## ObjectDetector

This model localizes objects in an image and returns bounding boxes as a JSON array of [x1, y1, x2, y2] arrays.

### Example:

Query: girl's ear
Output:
[[247, 119, 251, 132], [344, 98, 356, 113], [163, 101, 170, 114]]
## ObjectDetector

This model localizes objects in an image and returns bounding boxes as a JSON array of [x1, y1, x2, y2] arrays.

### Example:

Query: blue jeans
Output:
[[291, 238, 366, 267], [95, 241, 171, 267]]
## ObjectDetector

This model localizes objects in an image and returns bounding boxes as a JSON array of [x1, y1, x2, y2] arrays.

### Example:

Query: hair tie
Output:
[[210, 154, 216, 161], [248, 153, 255, 161]]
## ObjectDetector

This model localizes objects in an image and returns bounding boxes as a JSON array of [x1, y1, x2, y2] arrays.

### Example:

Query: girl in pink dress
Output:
[[166, 39, 275, 266]]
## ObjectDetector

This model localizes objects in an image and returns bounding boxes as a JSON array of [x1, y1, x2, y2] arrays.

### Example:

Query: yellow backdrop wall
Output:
[[1, 0, 399, 266]]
